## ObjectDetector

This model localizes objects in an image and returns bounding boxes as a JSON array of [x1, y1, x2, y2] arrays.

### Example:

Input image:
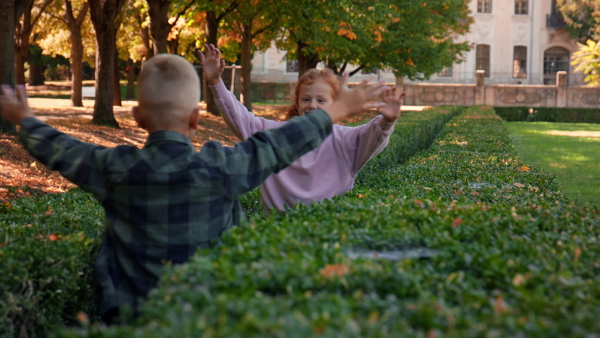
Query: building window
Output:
[[438, 66, 453, 77], [478, 0, 492, 13], [515, 0, 528, 15], [543, 47, 569, 84], [551, 0, 559, 14], [476, 44, 490, 77], [513, 46, 527, 78], [286, 60, 298, 73]]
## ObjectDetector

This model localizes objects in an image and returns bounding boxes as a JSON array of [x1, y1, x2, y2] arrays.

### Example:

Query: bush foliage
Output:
[[495, 106, 600, 123], [2, 105, 599, 337]]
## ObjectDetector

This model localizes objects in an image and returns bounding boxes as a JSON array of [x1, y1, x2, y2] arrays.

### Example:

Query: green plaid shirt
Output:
[[18, 109, 332, 318]]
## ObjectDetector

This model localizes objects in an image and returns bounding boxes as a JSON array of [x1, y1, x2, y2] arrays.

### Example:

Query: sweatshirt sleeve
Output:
[[209, 80, 282, 141], [202, 109, 333, 198], [340, 114, 396, 174]]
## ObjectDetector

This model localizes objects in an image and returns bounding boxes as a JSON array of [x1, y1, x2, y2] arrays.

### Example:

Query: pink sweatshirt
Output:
[[210, 80, 395, 211]]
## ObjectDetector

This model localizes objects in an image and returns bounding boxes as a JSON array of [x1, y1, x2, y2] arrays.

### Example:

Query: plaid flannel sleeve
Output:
[[201, 109, 333, 198], [18, 117, 110, 199]]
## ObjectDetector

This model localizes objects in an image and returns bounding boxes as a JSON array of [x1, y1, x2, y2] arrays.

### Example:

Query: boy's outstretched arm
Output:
[[199, 44, 226, 86], [0, 85, 34, 124], [377, 87, 405, 130], [325, 73, 387, 124]]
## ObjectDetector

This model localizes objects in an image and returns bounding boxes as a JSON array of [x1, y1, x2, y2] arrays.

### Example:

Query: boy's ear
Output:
[[132, 106, 145, 129], [189, 107, 200, 130]]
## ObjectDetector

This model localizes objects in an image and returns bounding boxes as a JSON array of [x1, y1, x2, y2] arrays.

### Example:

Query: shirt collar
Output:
[[144, 130, 194, 148]]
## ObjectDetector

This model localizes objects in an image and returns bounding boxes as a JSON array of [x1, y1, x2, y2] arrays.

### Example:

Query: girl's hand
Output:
[[198, 44, 226, 86], [325, 73, 387, 123], [378, 87, 405, 123]]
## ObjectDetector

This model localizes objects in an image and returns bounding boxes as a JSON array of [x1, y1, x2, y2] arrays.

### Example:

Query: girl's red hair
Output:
[[286, 68, 340, 120]]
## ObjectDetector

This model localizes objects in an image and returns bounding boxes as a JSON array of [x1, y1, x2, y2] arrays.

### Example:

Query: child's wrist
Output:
[[207, 78, 221, 86]]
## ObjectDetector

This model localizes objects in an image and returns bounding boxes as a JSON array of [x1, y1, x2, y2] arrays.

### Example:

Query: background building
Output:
[[251, 0, 583, 86]]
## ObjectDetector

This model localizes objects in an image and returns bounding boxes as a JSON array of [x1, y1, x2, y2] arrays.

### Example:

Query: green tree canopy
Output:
[[571, 39, 600, 86], [556, 0, 600, 42]]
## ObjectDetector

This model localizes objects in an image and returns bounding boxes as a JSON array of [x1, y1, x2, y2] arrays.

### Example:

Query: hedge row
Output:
[[0, 106, 458, 337], [495, 106, 600, 123], [0, 189, 103, 338], [59, 106, 600, 336]]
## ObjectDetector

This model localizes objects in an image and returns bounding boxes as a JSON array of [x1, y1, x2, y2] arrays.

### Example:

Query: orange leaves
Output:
[[337, 21, 357, 40], [451, 218, 462, 228], [519, 165, 531, 172], [493, 295, 508, 315], [406, 58, 415, 66], [574, 247, 581, 263], [319, 263, 349, 279], [414, 198, 424, 208], [512, 274, 525, 287], [49, 233, 59, 241], [373, 30, 383, 43]]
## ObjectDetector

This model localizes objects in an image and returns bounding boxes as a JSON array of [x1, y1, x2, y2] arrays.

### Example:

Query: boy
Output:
[[0, 54, 386, 324]]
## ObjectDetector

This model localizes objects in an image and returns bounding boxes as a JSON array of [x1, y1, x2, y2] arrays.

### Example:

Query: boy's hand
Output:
[[325, 73, 387, 123], [199, 44, 225, 86], [378, 87, 405, 123], [0, 85, 33, 124]]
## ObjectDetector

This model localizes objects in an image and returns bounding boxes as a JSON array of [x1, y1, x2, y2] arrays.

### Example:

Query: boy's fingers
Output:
[[16, 85, 29, 107], [1, 85, 16, 100]]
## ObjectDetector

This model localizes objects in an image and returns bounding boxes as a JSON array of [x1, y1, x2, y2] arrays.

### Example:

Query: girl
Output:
[[200, 44, 404, 212]]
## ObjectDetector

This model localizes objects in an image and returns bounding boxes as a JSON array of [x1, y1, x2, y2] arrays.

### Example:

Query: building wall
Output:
[[250, 0, 585, 87]]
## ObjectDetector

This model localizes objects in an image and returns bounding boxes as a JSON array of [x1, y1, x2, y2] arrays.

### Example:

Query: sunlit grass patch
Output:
[[505, 121, 600, 206]]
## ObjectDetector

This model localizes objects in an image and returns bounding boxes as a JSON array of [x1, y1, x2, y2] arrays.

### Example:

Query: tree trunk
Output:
[[204, 11, 220, 115], [0, 0, 34, 133], [147, 0, 171, 55], [28, 63, 44, 85], [70, 29, 84, 106], [126, 58, 135, 100], [15, 52, 27, 85], [113, 49, 122, 107], [297, 41, 320, 78], [64, 0, 88, 107], [136, 11, 154, 58], [89, 0, 124, 128], [14, 2, 33, 85], [240, 23, 253, 111]]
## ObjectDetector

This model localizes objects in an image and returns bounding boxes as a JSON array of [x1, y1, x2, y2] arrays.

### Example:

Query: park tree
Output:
[[196, 0, 240, 115], [0, 0, 35, 133], [40, 0, 91, 106], [15, 0, 54, 86], [275, 0, 352, 77], [371, 0, 472, 83], [224, 0, 281, 111], [88, 0, 127, 127], [145, 0, 195, 55], [571, 39, 600, 86], [59, 0, 89, 107], [556, 0, 600, 42]]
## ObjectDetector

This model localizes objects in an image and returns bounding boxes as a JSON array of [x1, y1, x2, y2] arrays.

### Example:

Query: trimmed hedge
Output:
[[0, 189, 103, 337], [495, 106, 600, 123], [1, 106, 457, 337], [56, 106, 600, 336]]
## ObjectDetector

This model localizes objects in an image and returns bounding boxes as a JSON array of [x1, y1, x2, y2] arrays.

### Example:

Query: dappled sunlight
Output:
[[545, 130, 600, 138]]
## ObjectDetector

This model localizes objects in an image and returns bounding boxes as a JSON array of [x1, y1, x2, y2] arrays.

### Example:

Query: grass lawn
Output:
[[505, 121, 600, 206]]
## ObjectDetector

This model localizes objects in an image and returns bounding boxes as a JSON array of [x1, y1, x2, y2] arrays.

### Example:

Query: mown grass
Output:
[[504, 121, 600, 206]]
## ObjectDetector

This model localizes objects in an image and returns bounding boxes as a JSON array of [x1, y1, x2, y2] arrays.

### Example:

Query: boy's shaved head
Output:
[[137, 54, 200, 129]]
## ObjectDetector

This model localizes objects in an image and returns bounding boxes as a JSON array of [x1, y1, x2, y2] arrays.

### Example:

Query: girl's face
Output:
[[297, 79, 335, 115]]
